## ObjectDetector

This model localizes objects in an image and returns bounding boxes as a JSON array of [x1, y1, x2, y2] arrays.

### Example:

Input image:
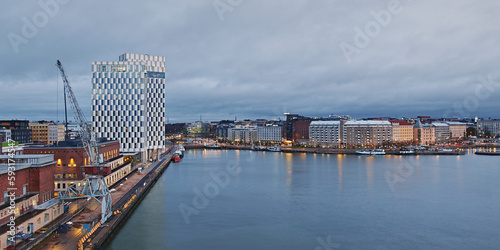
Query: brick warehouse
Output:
[[0, 155, 56, 225], [0, 155, 65, 249], [24, 139, 120, 191]]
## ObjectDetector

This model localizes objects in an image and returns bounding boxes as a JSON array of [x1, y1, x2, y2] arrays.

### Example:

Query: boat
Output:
[[439, 148, 454, 152], [355, 150, 372, 155], [178, 144, 186, 152], [251, 142, 266, 151], [267, 145, 281, 152], [174, 150, 184, 158], [173, 155, 181, 163], [394, 150, 416, 155], [205, 144, 221, 149], [370, 149, 386, 155], [356, 149, 386, 155]]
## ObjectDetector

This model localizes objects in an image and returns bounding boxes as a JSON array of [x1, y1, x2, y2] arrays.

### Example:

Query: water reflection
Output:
[[337, 155, 343, 192], [285, 153, 293, 187], [365, 156, 374, 192]]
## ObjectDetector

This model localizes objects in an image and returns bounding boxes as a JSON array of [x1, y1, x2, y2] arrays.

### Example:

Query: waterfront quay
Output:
[[106, 149, 500, 249], [35, 148, 176, 250], [184, 143, 473, 155]]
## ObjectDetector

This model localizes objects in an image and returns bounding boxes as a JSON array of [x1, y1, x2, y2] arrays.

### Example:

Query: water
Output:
[[106, 149, 500, 249]]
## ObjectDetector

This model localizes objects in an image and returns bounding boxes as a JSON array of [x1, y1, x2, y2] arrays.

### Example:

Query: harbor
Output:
[[106, 149, 500, 249], [34, 146, 182, 250], [184, 143, 477, 155]]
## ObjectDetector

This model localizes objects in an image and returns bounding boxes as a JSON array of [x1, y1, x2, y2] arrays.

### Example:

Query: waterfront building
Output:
[[24, 139, 124, 193], [389, 120, 413, 142], [344, 120, 392, 147], [257, 125, 283, 143], [91, 53, 166, 161], [227, 125, 257, 144], [186, 122, 210, 138], [216, 123, 234, 142], [444, 122, 467, 140], [0, 154, 65, 249], [477, 119, 500, 137], [309, 121, 341, 147], [432, 122, 450, 142], [284, 114, 312, 144], [413, 120, 436, 145], [0, 120, 32, 144]]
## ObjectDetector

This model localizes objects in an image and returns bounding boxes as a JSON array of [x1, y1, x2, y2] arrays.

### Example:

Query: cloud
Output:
[[1, 0, 500, 122]]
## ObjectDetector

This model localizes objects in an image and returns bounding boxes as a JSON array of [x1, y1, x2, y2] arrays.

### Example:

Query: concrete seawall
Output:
[[87, 154, 173, 249]]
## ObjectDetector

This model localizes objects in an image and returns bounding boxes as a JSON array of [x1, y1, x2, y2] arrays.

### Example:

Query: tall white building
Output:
[[91, 53, 165, 161], [309, 121, 341, 146]]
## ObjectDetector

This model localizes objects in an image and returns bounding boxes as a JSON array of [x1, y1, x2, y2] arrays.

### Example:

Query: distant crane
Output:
[[55, 60, 112, 224]]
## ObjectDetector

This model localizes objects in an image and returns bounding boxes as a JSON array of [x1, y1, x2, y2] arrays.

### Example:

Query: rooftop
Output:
[[344, 120, 391, 126], [432, 122, 449, 127], [310, 121, 341, 126], [389, 120, 412, 126], [0, 154, 55, 175]]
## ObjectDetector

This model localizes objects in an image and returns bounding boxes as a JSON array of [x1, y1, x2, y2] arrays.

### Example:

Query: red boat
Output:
[[173, 155, 181, 163]]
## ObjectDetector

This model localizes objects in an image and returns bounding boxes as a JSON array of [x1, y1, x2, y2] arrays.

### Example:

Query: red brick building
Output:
[[0, 155, 56, 225], [24, 139, 120, 191], [293, 120, 312, 143]]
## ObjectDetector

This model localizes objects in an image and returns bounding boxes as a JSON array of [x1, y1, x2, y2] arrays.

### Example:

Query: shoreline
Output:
[[182, 144, 482, 155]]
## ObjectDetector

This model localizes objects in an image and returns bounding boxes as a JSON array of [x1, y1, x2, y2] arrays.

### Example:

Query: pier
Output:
[[475, 151, 500, 156], [35, 148, 177, 250]]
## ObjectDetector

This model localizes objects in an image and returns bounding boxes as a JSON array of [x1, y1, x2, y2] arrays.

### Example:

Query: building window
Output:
[[70, 158, 76, 167]]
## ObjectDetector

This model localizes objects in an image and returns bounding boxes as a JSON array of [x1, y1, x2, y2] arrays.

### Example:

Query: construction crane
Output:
[[56, 60, 112, 224]]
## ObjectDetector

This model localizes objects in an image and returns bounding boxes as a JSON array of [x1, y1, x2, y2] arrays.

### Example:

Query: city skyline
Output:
[[1, 1, 500, 122]]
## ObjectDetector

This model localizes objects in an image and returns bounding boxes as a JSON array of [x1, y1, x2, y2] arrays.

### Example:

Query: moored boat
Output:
[[173, 155, 181, 163], [370, 149, 386, 155], [205, 144, 221, 149], [355, 150, 372, 155], [267, 145, 281, 152], [251, 142, 266, 151], [394, 150, 416, 155]]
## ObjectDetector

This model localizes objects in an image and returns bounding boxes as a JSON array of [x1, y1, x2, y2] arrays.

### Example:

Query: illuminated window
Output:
[[70, 158, 76, 167], [57, 159, 62, 167]]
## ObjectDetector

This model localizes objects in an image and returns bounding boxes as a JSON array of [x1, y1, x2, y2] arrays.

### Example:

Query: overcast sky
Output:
[[1, 0, 499, 123]]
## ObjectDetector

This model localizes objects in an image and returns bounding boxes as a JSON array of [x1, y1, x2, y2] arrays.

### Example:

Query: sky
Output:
[[1, 0, 499, 123]]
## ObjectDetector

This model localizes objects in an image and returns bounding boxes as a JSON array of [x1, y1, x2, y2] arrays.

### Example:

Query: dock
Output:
[[184, 144, 467, 155], [35, 149, 176, 250], [475, 151, 500, 156]]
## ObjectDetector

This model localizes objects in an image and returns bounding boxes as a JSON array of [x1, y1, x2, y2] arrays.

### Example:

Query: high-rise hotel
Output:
[[91, 53, 165, 161]]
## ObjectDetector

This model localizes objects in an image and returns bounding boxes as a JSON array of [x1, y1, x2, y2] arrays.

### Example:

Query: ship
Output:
[[205, 144, 221, 149], [356, 149, 386, 155], [267, 145, 281, 152], [394, 150, 416, 155], [251, 142, 266, 151]]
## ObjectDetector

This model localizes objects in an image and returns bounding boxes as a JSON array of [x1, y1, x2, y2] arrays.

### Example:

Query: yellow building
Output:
[[390, 120, 414, 142]]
